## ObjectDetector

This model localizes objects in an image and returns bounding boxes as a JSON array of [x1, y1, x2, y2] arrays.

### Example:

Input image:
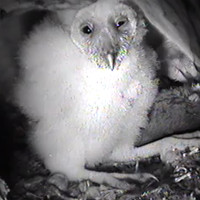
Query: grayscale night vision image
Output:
[[0, 0, 200, 199]]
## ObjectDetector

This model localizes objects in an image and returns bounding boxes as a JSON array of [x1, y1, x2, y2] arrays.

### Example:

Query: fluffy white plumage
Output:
[[14, 0, 159, 187], [0, 0, 199, 190]]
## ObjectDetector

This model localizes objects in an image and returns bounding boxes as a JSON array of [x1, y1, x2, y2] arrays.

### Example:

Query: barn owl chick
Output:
[[15, 0, 158, 188]]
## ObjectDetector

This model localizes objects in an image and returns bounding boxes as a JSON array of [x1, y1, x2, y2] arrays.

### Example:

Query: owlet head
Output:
[[70, 0, 143, 70]]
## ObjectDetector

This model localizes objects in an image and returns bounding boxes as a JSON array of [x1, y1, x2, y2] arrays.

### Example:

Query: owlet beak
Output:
[[106, 53, 116, 71], [98, 30, 119, 70]]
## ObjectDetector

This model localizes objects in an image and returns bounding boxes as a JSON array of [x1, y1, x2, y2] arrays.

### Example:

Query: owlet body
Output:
[[15, 0, 158, 185]]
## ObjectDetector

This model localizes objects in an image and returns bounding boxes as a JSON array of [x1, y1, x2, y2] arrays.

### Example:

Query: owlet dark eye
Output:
[[81, 25, 93, 34], [115, 17, 128, 28], [116, 20, 125, 27]]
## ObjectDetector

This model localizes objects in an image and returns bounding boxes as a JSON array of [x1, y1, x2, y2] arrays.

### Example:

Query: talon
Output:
[[174, 172, 191, 183], [174, 166, 188, 174]]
